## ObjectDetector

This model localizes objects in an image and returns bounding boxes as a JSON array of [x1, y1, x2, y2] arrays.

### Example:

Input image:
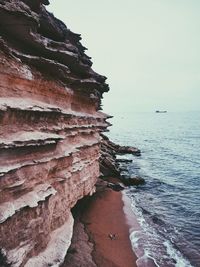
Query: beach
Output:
[[63, 179, 137, 267]]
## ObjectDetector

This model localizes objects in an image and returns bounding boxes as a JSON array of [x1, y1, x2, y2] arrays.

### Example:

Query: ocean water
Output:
[[106, 111, 200, 267]]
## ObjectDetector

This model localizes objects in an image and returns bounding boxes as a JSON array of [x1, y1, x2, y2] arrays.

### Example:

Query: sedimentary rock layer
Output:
[[0, 0, 110, 266], [100, 134, 141, 177]]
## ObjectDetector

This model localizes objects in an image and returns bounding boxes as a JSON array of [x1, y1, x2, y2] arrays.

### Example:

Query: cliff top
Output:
[[0, 0, 109, 99]]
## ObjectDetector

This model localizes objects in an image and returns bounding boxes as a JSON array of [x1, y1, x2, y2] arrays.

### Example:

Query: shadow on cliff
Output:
[[0, 249, 11, 267]]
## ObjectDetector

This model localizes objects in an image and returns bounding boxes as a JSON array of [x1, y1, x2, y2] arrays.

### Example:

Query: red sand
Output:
[[82, 186, 138, 267]]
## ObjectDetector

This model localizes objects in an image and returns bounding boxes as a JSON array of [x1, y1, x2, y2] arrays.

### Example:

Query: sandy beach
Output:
[[63, 179, 137, 267]]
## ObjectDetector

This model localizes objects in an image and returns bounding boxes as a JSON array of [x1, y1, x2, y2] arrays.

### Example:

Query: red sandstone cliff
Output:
[[0, 1, 110, 266]]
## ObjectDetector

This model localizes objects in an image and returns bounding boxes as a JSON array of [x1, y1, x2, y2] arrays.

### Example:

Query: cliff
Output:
[[0, 1, 110, 266]]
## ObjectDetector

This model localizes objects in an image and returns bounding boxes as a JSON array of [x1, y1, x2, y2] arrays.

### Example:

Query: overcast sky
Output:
[[47, 0, 200, 113]]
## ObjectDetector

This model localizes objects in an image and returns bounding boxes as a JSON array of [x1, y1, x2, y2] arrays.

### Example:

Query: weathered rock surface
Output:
[[0, 1, 110, 266], [100, 134, 141, 177], [120, 176, 145, 186], [107, 182, 125, 191]]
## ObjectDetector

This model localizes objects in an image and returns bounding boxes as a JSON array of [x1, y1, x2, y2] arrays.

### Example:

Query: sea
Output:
[[106, 111, 200, 267]]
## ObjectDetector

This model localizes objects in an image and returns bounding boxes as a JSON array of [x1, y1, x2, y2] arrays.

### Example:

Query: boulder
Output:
[[117, 146, 141, 156], [120, 176, 145, 186], [116, 158, 132, 163], [107, 183, 124, 191], [100, 134, 141, 177]]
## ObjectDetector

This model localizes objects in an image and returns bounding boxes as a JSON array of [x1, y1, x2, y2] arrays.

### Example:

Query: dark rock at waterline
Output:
[[100, 158, 120, 177], [119, 167, 127, 172], [117, 146, 141, 156], [102, 135, 141, 157], [120, 176, 145, 186], [116, 158, 133, 163], [107, 183, 125, 191], [100, 134, 141, 177]]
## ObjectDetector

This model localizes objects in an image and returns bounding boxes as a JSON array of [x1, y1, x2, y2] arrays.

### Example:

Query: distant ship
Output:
[[155, 110, 167, 113]]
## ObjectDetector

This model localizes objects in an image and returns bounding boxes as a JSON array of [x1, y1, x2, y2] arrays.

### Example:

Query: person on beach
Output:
[[108, 233, 117, 240]]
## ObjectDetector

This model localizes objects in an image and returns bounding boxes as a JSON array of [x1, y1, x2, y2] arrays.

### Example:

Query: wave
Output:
[[164, 240, 194, 267], [128, 195, 195, 267]]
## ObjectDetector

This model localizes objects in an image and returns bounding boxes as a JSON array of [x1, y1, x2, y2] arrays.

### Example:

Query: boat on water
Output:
[[155, 110, 167, 113]]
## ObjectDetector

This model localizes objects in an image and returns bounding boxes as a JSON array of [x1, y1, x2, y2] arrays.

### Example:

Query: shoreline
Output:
[[63, 179, 138, 267]]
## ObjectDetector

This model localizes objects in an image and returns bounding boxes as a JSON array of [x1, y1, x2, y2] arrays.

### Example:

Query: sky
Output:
[[47, 0, 200, 113]]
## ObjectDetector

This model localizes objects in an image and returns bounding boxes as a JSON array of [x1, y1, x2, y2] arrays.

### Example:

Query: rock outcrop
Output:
[[0, 1, 110, 266], [100, 134, 141, 177]]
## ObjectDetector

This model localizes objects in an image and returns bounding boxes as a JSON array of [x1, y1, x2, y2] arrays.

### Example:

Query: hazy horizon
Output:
[[47, 0, 200, 114]]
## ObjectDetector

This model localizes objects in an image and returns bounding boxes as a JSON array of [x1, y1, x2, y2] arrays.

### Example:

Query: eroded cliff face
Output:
[[0, 1, 109, 266]]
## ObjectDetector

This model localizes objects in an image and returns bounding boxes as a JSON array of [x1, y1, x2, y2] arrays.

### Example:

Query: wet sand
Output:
[[81, 181, 137, 267]]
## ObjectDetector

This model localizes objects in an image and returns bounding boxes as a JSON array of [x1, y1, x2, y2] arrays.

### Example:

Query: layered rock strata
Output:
[[100, 134, 141, 177], [0, 1, 110, 266]]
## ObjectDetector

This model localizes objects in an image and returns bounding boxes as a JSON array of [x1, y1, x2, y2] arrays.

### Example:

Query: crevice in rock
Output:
[[0, 249, 11, 267]]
